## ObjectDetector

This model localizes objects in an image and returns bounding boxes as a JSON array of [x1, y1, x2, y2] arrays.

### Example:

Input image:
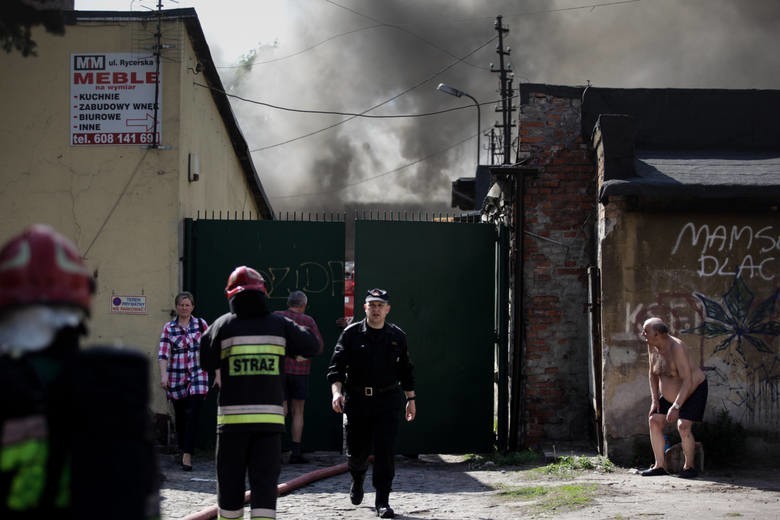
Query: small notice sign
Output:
[[111, 295, 147, 315]]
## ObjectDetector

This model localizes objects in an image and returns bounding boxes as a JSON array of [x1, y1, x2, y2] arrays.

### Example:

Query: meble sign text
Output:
[[70, 53, 162, 146]]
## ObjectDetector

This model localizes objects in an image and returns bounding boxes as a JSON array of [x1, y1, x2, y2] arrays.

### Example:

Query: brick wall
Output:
[[515, 85, 596, 444]]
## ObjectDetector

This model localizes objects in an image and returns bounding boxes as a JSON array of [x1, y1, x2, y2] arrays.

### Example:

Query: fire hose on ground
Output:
[[181, 460, 352, 520]]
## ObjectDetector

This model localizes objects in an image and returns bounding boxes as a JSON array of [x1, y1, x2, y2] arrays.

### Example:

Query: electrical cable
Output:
[[230, 0, 642, 71], [323, 0, 492, 71], [241, 34, 497, 152], [270, 131, 477, 200], [196, 83, 501, 119], [83, 148, 151, 258], [217, 24, 385, 68]]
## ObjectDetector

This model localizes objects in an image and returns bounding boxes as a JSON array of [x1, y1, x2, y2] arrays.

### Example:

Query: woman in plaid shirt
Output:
[[158, 291, 209, 471]]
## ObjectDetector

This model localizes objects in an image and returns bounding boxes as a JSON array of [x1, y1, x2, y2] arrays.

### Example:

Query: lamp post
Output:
[[437, 83, 481, 166]]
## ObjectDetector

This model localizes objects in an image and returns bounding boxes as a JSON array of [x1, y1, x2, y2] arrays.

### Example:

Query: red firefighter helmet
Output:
[[0, 224, 94, 313], [225, 266, 267, 300]]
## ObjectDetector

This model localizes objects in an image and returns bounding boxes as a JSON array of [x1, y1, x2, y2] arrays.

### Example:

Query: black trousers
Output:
[[172, 395, 203, 454], [345, 397, 401, 502], [216, 430, 281, 515]]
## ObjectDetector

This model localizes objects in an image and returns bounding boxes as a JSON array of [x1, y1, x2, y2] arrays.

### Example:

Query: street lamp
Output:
[[437, 82, 481, 166]]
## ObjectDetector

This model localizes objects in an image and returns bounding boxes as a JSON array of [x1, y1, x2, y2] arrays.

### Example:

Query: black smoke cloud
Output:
[[220, 0, 780, 214]]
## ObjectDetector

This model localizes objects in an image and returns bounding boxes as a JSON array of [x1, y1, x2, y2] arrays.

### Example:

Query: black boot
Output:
[[376, 504, 395, 518], [289, 442, 308, 463], [349, 473, 365, 505], [375, 490, 394, 518]]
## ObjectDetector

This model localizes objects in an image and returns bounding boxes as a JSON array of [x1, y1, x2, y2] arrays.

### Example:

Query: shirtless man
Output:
[[641, 317, 708, 478]]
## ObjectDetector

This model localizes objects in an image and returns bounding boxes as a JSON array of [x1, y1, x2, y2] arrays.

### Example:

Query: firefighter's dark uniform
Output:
[[326, 318, 415, 507], [201, 292, 319, 520], [0, 224, 158, 519], [0, 337, 159, 519]]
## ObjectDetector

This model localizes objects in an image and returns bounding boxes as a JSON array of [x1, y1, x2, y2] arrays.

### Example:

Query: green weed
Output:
[[496, 482, 599, 513], [534, 455, 615, 478]]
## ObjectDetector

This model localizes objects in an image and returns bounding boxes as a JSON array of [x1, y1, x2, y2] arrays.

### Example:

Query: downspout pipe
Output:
[[508, 173, 524, 451]]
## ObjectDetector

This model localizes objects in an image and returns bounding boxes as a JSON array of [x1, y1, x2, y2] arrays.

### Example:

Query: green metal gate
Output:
[[184, 215, 497, 454], [354, 219, 496, 454], [183, 218, 346, 451]]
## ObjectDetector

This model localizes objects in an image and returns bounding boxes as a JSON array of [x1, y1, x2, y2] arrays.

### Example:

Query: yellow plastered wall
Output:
[[0, 15, 263, 414]]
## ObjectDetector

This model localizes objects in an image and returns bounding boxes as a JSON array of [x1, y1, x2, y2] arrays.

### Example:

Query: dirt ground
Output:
[[457, 457, 780, 519], [161, 451, 780, 519]]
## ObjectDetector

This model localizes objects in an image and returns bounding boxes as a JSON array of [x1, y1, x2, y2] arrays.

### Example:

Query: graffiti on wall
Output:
[[671, 223, 778, 280], [684, 276, 780, 362], [682, 275, 780, 428], [623, 294, 700, 341], [621, 277, 779, 428], [623, 217, 780, 429], [257, 260, 345, 301]]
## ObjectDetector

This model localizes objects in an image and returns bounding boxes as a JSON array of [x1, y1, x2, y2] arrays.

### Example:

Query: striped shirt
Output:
[[274, 309, 324, 375], [158, 316, 209, 400]]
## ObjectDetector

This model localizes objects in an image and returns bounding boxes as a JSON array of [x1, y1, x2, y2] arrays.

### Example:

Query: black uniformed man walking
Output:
[[327, 288, 416, 519]]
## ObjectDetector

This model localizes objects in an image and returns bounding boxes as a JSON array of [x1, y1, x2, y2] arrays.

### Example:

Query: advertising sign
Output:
[[70, 53, 162, 146]]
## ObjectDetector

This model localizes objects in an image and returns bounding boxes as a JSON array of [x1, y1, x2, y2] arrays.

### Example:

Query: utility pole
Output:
[[488, 129, 498, 165], [489, 15, 525, 454], [491, 15, 514, 165], [151, 0, 163, 148], [148, 0, 175, 149]]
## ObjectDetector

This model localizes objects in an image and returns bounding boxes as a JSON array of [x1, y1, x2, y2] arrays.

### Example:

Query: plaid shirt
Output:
[[158, 316, 209, 400], [274, 309, 324, 375]]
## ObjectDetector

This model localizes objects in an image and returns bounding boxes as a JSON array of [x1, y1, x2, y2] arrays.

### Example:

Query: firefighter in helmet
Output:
[[0, 224, 159, 519], [200, 266, 320, 520]]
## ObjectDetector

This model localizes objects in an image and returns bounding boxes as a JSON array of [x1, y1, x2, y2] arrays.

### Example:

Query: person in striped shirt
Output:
[[157, 291, 209, 471]]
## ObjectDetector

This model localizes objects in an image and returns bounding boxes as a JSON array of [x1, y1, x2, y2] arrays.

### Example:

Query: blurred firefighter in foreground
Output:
[[200, 266, 320, 520], [0, 224, 159, 519]]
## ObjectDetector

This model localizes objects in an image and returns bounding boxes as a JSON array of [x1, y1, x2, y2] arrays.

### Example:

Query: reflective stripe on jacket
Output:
[[201, 311, 320, 433]]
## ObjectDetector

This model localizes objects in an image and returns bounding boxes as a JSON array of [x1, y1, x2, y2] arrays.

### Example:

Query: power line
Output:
[[216, 0, 642, 70], [506, 0, 642, 17], [242, 34, 497, 152], [270, 132, 476, 199], [219, 0, 644, 150], [196, 82, 502, 119], [217, 2, 491, 72], [216, 25, 385, 68], [439, 0, 643, 22], [84, 148, 150, 257], [324, 0, 492, 71]]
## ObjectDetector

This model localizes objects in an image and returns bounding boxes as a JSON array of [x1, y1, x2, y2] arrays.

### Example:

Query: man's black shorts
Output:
[[659, 378, 708, 422], [284, 373, 309, 401]]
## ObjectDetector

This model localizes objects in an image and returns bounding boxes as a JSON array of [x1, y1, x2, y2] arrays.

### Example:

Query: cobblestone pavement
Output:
[[158, 449, 780, 520], [158, 450, 530, 519]]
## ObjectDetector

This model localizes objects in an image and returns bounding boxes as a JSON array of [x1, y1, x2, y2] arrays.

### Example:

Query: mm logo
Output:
[[74, 55, 105, 70]]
